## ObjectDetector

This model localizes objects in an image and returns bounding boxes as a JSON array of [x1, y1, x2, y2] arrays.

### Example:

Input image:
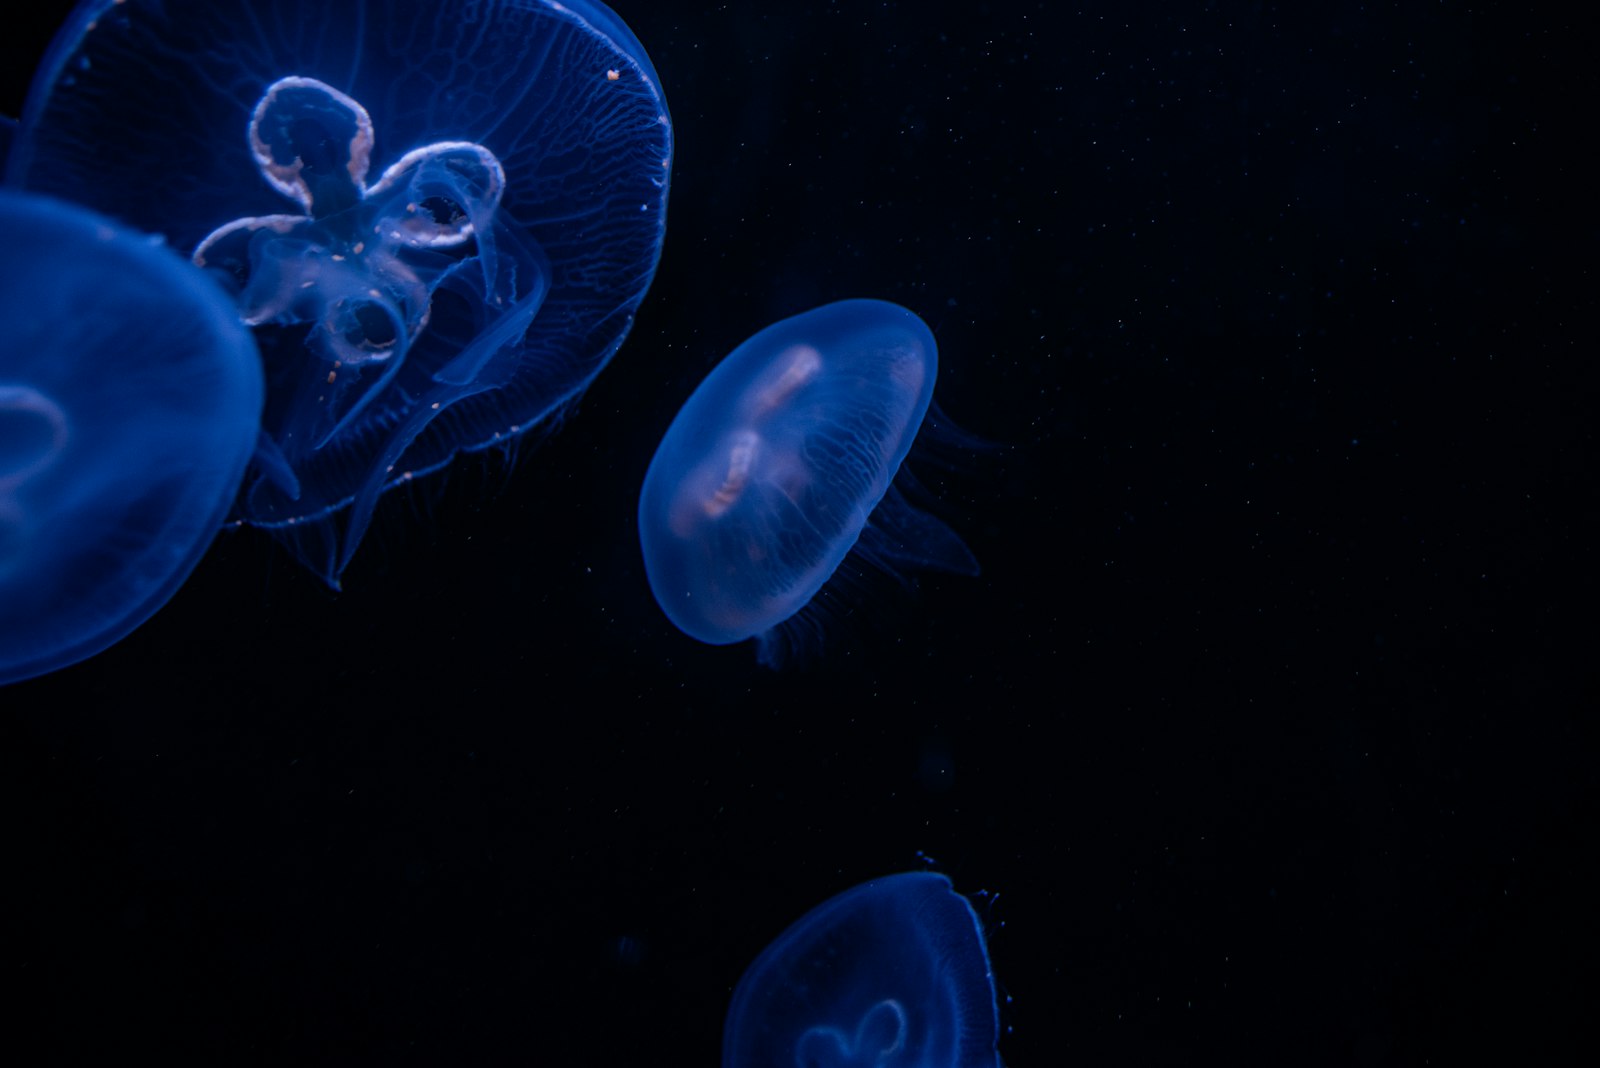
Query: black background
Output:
[[2, 2, 1589, 1064]]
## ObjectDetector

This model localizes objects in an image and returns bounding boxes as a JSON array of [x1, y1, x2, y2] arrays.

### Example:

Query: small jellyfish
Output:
[[638, 299, 977, 664], [723, 871, 1002, 1068], [0, 190, 262, 685], [9, 0, 672, 585]]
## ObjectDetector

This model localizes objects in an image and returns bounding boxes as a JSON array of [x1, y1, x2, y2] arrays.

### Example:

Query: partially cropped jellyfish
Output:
[[724, 872, 1002, 1068], [8, 0, 672, 586], [638, 300, 978, 665], [0, 190, 262, 685]]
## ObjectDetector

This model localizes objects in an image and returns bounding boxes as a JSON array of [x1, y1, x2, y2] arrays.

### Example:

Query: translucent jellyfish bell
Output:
[[9, 0, 672, 586], [638, 300, 978, 664], [723, 872, 1002, 1068], [0, 190, 262, 685]]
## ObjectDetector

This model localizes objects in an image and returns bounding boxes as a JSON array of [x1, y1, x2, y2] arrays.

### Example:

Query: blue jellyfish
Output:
[[0, 190, 262, 685], [638, 299, 978, 665], [724, 871, 1002, 1068], [8, 0, 672, 586]]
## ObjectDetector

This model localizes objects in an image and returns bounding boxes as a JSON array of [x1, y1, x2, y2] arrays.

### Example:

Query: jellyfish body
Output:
[[638, 299, 975, 662], [8, 0, 672, 585], [0, 191, 262, 685], [723, 871, 1001, 1068]]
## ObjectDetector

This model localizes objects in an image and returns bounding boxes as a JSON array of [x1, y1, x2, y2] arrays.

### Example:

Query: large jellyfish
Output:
[[8, 0, 672, 585], [0, 190, 262, 685]]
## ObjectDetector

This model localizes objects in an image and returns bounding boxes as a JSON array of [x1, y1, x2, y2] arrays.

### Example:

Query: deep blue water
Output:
[[0, 2, 1587, 1064]]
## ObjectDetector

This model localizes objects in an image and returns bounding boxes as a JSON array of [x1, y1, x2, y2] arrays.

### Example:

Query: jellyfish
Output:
[[0, 190, 262, 685], [7, 0, 672, 586], [638, 299, 978, 665], [724, 871, 1002, 1068]]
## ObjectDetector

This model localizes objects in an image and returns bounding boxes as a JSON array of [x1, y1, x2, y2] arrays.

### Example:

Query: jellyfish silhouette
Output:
[[638, 299, 978, 665], [8, 0, 672, 586], [724, 871, 1002, 1068], [0, 190, 262, 685]]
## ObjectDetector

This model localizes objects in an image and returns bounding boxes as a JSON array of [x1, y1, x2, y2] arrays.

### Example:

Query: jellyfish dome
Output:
[[8, 0, 672, 585], [0, 190, 262, 685], [723, 871, 1002, 1068], [639, 299, 975, 659]]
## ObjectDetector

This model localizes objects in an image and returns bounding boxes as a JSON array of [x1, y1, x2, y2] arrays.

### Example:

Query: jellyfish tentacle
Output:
[[191, 75, 525, 579]]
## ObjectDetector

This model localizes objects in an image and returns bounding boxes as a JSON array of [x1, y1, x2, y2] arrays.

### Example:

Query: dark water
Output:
[[2, 2, 1587, 1064]]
